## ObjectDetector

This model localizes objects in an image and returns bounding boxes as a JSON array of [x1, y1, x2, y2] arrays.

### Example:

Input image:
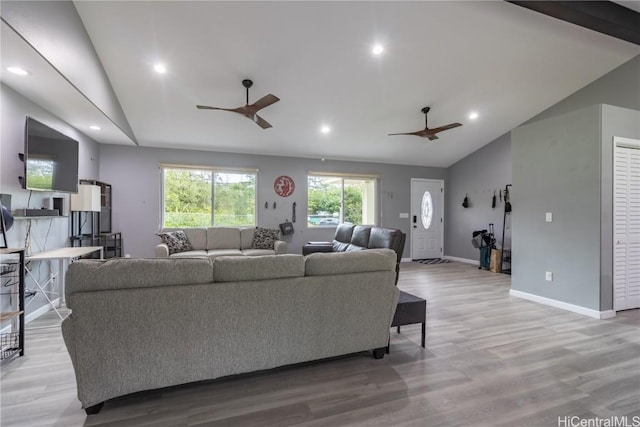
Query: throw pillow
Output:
[[251, 227, 280, 249], [157, 230, 193, 255]]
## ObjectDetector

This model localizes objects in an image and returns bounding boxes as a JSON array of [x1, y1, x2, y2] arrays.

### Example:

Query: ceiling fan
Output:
[[196, 79, 279, 129], [389, 107, 462, 140]]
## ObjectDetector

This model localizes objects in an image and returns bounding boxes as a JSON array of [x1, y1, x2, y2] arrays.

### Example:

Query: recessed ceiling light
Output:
[[320, 125, 331, 134], [7, 66, 30, 76], [372, 44, 384, 55], [153, 63, 167, 74], [89, 125, 101, 131], [468, 111, 479, 120]]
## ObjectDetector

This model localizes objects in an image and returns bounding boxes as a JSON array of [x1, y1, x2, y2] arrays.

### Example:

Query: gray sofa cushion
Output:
[[207, 249, 243, 258], [305, 249, 396, 276], [214, 254, 304, 282], [240, 227, 255, 249], [207, 227, 241, 250], [184, 228, 207, 250], [241, 248, 276, 257], [65, 258, 213, 307], [171, 250, 208, 258]]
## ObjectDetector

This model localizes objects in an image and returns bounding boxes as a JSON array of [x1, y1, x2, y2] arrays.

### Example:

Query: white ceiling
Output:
[[17, 2, 640, 167]]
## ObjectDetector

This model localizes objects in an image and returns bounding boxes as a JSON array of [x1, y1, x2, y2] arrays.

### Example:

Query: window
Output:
[[161, 166, 256, 228], [307, 174, 377, 226], [421, 190, 433, 230]]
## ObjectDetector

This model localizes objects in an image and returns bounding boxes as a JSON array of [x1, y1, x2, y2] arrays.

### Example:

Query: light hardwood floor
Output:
[[1, 261, 638, 426]]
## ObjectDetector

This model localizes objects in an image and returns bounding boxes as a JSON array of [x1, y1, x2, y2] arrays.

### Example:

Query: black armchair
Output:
[[303, 224, 406, 284]]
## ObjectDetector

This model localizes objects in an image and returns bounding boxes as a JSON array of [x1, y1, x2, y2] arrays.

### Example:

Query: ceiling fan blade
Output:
[[251, 94, 280, 111], [196, 105, 226, 110], [388, 130, 427, 137], [430, 123, 463, 134], [253, 114, 272, 129]]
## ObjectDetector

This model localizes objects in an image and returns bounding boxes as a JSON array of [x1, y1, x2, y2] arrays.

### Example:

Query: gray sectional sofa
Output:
[[155, 226, 287, 258], [62, 249, 399, 414]]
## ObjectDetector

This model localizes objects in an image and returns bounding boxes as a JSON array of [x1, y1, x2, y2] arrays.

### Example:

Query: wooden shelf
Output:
[[0, 311, 24, 322]]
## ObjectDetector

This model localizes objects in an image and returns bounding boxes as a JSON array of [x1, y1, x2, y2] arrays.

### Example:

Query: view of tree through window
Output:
[[162, 167, 256, 228], [307, 175, 376, 226]]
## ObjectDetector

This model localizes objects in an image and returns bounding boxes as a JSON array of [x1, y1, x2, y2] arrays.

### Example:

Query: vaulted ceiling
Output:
[[3, 1, 639, 167]]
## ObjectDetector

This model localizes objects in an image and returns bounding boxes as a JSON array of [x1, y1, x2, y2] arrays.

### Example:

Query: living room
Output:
[[1, 1, 639, 425]]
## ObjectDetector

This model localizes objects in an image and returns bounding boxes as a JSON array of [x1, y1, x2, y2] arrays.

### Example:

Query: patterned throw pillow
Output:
[[157, 230, 193, 255], [251, 227, 280, 249]]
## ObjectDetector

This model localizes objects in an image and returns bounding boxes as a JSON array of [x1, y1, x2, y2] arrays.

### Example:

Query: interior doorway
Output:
[[410, 179, 444, 260]]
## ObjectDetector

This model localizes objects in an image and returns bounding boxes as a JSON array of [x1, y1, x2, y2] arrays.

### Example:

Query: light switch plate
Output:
[[545, 212, 553, 222], [545, 271, 553, 281], [399, 213, 409, 219]]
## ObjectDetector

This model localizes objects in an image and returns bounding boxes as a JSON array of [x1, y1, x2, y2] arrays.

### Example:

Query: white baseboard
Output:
[[25, 299, 60, 324], [443, 255, 479, 265], [401, 257, 412, 263], [1, 299, 61, 333], [509, 290, 616, 319]]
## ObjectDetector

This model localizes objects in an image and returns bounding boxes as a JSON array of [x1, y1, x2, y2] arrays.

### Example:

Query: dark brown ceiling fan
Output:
[[389, 107, 462, 140], [196, 79, 279, 129]]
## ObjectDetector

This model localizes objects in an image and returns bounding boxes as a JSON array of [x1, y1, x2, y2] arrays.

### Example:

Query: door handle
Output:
[[413, 215, 417, 223]]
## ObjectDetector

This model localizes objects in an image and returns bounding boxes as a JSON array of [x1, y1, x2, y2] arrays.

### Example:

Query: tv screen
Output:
[[24, 117, 79, 193]]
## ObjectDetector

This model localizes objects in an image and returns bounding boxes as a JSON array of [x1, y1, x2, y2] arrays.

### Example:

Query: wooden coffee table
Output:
[[387, 290, 426, 353]]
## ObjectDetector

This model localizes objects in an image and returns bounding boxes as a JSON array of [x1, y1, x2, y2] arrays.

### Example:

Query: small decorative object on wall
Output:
[[279, 220, 294, 235], [274, 175, 295, 197], [492, 190, 496, 209], [462, 194, 470, 208]]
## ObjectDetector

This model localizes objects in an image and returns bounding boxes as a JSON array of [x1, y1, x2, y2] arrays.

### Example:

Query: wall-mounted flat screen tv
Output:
[[23, 117, 79, 193]]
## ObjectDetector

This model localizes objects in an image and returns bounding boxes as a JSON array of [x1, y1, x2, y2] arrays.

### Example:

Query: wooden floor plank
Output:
[[1, 261, 638, 426]]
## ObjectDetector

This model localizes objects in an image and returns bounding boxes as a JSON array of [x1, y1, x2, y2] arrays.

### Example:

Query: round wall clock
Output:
[[274, 175, 295, 197]]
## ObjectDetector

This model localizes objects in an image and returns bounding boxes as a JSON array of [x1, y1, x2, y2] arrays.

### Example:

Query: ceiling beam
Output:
[[507, 1, 640, 46]]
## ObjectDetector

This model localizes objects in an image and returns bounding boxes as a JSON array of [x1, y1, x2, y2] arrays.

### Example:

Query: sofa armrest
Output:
[[274, 240, 288, 254], [155, 243, 170, 257]]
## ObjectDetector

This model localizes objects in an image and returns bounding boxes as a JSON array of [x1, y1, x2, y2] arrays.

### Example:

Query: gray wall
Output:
[[1, 0, 136, 143], [443, 55, 640, 262], [98, 144, 445, 258], [512, 104, 639, 312], [599, 105, 640, 310], [0, 84, 100, 316], [444, 132, 511, 261], [511, 105, 602, 310]]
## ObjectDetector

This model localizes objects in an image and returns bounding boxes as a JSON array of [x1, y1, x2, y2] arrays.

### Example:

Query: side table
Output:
[[387, 290, 426, 353]]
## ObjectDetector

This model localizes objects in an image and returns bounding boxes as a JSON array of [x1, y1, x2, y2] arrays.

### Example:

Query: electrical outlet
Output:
[[545, 271, 553, 281], [545, 212, 553, 222]]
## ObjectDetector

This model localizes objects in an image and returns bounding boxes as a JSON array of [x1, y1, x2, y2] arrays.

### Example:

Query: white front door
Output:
[[411, 179, 444, 260], [614, 140, 640, 311]]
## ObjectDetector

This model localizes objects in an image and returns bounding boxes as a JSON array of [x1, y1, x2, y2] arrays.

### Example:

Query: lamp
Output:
[[70, 184, 101, 238], [70, 184, 101, 212]]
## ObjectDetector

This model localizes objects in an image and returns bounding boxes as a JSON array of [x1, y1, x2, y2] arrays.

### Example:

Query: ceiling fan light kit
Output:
[[389, 106, 462, 140], [197, 79, 279, 129]]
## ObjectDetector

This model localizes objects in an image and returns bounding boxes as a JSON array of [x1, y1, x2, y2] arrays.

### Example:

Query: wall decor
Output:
[[274, 175, 295, 197]]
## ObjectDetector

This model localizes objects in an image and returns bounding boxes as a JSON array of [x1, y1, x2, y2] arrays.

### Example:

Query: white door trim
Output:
[[410, 178, 445, 260]]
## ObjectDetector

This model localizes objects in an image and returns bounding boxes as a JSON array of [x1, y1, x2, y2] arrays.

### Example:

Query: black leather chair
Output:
[[303, 224, 406, 284]]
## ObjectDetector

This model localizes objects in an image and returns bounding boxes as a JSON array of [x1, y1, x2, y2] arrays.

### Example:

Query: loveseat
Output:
[[303, 224, 406, 283], [155, 226, 287, 258], [61, 249, 399, 414]]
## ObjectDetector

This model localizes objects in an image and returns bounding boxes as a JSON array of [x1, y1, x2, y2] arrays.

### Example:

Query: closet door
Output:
[[614, 144, 640, 311]]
